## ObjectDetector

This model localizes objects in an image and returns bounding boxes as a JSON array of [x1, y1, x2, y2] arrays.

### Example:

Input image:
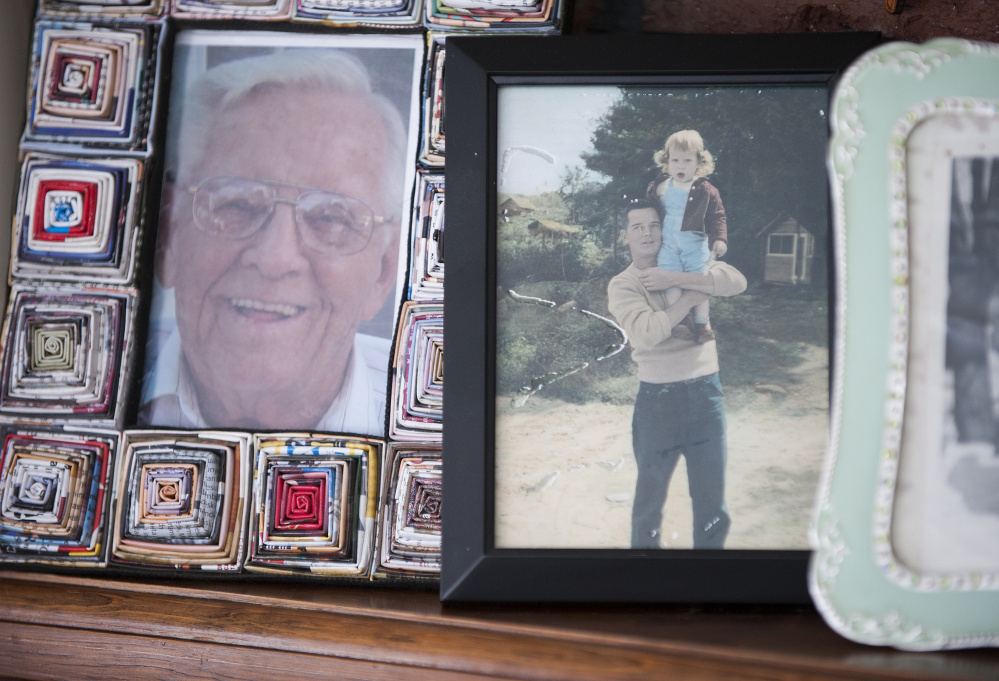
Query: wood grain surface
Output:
[[2, 571, 999, 681]]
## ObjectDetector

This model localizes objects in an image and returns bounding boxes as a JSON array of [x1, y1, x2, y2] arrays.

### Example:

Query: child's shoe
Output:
[[673, 314, 695, 340], [695, 322, 716, 344]]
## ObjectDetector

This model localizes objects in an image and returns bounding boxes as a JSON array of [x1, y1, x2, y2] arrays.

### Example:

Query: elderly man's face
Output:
[[160, 89, 398, 416]]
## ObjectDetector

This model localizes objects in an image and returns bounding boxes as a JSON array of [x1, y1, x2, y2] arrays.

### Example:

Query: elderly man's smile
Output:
[[229, 297, 306, 320]]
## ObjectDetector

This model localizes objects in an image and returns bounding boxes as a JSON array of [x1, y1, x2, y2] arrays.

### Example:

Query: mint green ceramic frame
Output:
[[811, 38, 999, 650]]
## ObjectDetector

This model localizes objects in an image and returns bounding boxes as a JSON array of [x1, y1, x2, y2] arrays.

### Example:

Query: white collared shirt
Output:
[[138, 329, 389, 436]]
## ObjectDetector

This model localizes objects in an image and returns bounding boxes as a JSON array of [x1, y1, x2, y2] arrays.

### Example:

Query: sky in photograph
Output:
[[496, 85, 620, 196]]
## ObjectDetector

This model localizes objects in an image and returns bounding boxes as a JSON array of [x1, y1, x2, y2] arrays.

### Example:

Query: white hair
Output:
[[173, 50, 406, 213]]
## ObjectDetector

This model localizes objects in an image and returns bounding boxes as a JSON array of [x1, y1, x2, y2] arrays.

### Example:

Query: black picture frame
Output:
[[441, 32, 881, 604]]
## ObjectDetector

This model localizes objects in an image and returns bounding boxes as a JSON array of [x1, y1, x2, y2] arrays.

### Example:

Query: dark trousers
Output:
[[631, 374, 730, 549]]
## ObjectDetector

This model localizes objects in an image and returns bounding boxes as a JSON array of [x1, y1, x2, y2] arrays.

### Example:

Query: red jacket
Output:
[[645, 173, 728, 246]]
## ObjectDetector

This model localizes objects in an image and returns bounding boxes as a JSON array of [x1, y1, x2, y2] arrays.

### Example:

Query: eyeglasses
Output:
[[188, 176, 393, 256]]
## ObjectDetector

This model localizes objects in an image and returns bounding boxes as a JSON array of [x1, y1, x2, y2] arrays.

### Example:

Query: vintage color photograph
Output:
[[139, 31, 422, 436], [493, 84, 831, 550]]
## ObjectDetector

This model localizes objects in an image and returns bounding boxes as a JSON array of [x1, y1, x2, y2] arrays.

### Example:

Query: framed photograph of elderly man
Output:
[[441, 32, 881, 603], [139, 31, 423, 436]]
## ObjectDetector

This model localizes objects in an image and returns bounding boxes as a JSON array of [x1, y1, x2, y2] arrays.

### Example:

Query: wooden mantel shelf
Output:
[[0, 570, 997, 680]]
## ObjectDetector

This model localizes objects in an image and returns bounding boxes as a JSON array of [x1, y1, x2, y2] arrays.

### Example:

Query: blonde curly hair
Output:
[[653, 129, 715, 178]]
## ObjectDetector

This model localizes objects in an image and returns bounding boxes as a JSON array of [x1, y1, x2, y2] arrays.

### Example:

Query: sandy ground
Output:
[[494, 343, 828, 550]]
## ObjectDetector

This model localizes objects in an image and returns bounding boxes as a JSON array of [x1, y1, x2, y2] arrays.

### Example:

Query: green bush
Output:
[[495, 283, 634, 404], [497, 236, 607, 288]]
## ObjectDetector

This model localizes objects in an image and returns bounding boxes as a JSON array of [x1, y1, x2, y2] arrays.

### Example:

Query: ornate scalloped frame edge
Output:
[[810, 37, 999, 650]]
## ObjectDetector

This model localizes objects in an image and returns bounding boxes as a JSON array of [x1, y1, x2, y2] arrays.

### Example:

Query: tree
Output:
[[557, 166, 619, 251], [581, 86, 831, 279]]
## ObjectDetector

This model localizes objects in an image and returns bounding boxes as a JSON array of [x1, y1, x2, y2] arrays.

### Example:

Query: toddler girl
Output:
[[646, 129, 728, 343]]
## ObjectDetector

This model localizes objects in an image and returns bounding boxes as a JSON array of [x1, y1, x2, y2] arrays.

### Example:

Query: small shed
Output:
[[498, 196, 537, 216], [527, 219, 581, 242], [756, 215, 814, 284]]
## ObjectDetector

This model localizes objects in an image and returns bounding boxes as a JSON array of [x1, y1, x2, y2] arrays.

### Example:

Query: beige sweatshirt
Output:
[[606, 261, 747, 384]]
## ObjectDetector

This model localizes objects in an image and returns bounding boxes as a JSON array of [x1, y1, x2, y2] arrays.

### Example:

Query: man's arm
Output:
[[608, 272, 708, 351], [667, 290, 710, 324], [637, 260, 747, 296]]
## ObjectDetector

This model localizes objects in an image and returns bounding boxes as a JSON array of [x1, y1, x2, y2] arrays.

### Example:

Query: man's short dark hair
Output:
[[619, 198, 662, 231]]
